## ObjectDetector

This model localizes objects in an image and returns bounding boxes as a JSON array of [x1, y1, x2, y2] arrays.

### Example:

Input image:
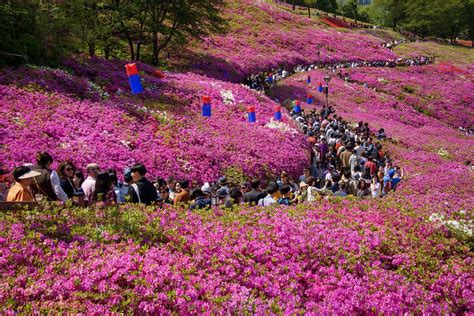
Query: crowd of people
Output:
[[289, 105, 403, 200], [382, 39, 408, 50], [1, 102, 403, 209], [243, 56, 434, 91]]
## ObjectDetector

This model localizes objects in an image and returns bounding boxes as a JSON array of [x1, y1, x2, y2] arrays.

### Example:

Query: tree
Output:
[[316, 0, 338, 13], [304, 0, 317, 18], [147, 0, 225, 65], [432, 0, 465, 42], [0, 2, 38, 65], [342, 0, 359, 24], [0, 0, 226, 66], [464, 0, 474, 42], [369, 0, 406, 29], [0, 1, 77, 66], [370, 0, 471, 42], [65, 0, 102, 57], [282, 0, 337, 14], [402, 0, 433, 38]]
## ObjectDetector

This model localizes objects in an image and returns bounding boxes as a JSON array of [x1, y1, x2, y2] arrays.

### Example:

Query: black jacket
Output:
[[60, 177, 76, 198], [130, 177, 157, 205], [244, 190, 266, 205]]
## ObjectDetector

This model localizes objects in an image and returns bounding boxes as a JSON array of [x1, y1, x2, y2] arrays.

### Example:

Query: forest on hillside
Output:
[[281, 0, 473, 42]]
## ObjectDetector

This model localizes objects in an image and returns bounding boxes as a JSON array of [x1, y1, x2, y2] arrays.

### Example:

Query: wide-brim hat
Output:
[[18, 170, 41, 180]]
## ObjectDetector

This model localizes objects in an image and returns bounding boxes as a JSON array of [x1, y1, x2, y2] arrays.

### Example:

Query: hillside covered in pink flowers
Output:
[[172, 0, 397, 81], [0, 58, 309, 183], [0, 0, 472, 313]]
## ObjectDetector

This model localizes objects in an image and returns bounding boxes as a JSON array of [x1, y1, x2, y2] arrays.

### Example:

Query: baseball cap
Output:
[[218, 177, 227, 185]]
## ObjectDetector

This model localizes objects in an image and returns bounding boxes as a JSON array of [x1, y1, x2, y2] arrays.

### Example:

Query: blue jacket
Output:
[[189, 196, 211, 210]]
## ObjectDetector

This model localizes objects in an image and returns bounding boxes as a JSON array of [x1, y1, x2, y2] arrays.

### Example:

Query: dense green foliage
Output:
[[282, 0, 473, 42], [370, 0, 474, 41], [0, 0, 225, 66], [283, 0, 339, 14]]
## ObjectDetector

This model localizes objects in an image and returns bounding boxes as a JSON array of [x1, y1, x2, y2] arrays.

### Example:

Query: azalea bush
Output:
[[340, 65, 474, 129], [0, 197, 472, 313], [0, 58, 308, 183], [175, 0, 397, 82]]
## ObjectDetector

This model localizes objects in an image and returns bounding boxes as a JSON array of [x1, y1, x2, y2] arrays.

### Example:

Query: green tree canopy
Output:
[[0, 0, 226, 66], [369, 0, 473, 41]]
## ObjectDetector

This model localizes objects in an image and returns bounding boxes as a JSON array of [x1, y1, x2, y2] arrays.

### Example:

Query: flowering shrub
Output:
[[0, 58, 309, 183], [340, 65, 474, 128], [0, 197, 471, 313], [175, 0, 397, 81]]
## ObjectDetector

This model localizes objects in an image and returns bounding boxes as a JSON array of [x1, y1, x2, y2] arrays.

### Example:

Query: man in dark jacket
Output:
[[243, 179, 266, 205], [129, 163, 157, 205], [189, 188, 211, 210]]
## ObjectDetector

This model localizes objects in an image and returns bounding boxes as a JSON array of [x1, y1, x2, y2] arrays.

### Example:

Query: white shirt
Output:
[[307, 186, 318, 202], [81, 176, 96, 201], [50, 170, 68, 202], [371, 182, 381, 198], [258, 195, 276, 206], [336, 146, 345, 156], [355, 145, 365, 156], [325, 128, 334, 138], [349, 154, 359, 172]]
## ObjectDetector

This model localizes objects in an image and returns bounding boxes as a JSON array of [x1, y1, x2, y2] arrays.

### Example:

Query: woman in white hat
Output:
[[6, 166, 41, 202], [296, 181, 309, 204]]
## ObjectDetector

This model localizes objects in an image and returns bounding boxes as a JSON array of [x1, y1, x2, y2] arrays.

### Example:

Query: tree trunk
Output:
[[354, 8, 358, 25], [308, 6, 311, 18], [155, 19, 180, 64], [293, 0, 296, 10], [152, 32, 159, 65], [136, 43, 141, 61], [128, 38, 135, 61], [88, 42, 95, 57], [104, 45, 110, 60]]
